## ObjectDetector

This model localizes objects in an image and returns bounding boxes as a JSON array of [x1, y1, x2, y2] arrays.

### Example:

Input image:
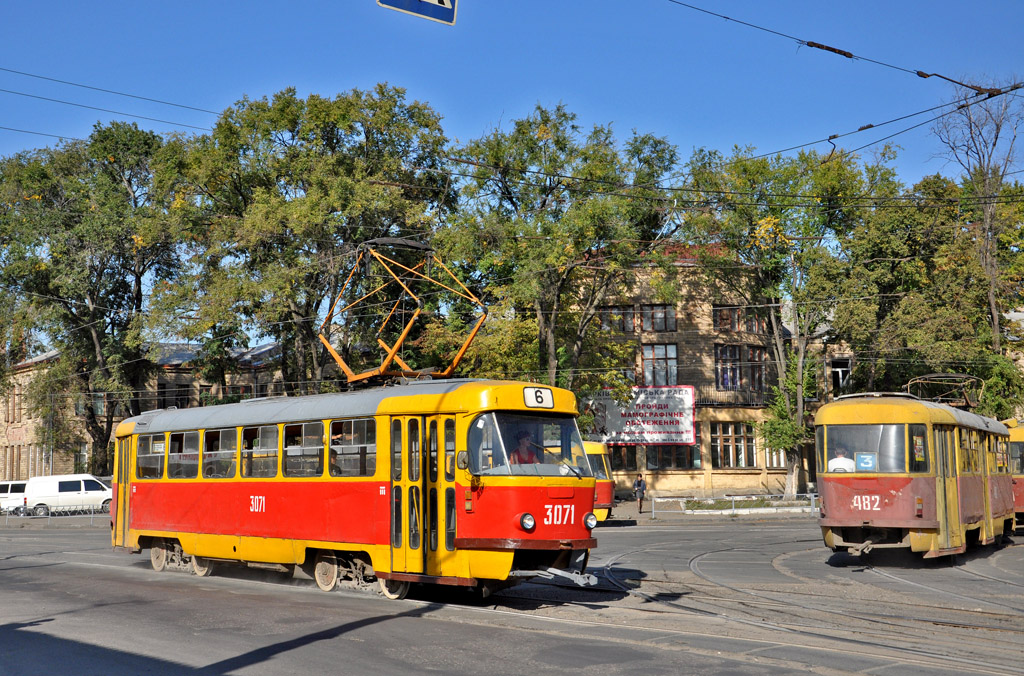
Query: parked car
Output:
[[20, 474, 112, 516], [0, 481, 28, 515]]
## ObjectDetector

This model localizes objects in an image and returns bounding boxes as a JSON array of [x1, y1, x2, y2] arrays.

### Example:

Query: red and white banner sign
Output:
[[588, 386, 695, 445]]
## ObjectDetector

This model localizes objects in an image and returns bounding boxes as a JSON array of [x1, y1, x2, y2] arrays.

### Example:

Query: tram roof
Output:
[[118, 379, 570, 436], [821, 393, 1008, 435]]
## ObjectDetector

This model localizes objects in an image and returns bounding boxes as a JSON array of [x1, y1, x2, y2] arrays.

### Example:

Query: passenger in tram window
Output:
[[328, 448, 343, 476], [510, 430, 540, 464], [827, 446, 856, 472]]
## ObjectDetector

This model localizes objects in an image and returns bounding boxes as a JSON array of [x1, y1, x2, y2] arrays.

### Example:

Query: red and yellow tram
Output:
[[1003, 418, 1024, 525], [816, 393, 1014, 558], [584, 442, 614, 521], [111, 379, 598, 598]]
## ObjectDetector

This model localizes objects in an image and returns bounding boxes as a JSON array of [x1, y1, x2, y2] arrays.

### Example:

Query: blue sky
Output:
[[1, 1, 1021, 187]]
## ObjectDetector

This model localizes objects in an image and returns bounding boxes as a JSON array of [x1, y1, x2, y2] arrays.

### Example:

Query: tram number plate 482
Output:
[[852, 495, 880, 511], [543, 504, 575, 525]]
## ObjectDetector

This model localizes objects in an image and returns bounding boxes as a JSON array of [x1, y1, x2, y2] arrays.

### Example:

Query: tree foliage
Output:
[[152, 86, 454, 392], [0, 122, 177, 471], [433, 104, 679, 396]]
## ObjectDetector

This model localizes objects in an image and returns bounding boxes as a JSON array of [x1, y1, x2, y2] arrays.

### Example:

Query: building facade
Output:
[[1, 343, 280, 481], [594, 263, 795, 498]]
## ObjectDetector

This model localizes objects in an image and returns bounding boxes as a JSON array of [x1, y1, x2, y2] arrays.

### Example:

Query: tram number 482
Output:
[[543, 504, 575, 525], [852, 495, 880, 511]]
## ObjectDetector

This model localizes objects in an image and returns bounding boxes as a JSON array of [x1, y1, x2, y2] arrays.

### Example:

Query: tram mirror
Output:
[[457, 451, 468, 470]]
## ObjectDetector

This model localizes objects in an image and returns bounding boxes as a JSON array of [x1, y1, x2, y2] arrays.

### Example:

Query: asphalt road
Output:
[[1, 513, 1022, 676]]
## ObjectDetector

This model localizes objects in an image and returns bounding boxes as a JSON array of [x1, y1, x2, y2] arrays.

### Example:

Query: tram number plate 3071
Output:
[[544, 504, 575, 525], [852, 495, 881, 511]]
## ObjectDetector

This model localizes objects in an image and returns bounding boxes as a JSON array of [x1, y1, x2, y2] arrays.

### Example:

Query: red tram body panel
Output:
[[816, 394, 1014, 558], [111, 379, 599, 597]]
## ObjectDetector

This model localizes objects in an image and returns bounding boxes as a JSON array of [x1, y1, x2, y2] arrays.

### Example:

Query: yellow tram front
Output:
[[815, 394, 1013, 558]]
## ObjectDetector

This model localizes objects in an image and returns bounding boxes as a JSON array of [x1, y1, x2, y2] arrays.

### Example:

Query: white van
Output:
[[20, 474, 112, 516], [0, 481, 28, 514]]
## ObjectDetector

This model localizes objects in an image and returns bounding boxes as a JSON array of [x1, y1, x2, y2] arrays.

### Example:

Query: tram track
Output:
[[557, 538, 1024, 675]]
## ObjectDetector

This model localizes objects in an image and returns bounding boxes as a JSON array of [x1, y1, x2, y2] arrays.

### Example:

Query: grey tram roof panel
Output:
[[124, 379, 484, 435], [830, 393, 1008, 435]]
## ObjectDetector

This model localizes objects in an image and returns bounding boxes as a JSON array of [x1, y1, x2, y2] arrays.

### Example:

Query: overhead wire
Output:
[[662, 1, 1010, 95], [0, 66, 221, 114], [0, 87, 212, 132]]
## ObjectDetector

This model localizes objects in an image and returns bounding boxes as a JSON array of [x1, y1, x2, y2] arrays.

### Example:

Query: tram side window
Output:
[[283, 422, 324, 477], [468, 414, 505, 473], [242, 425, 279, 478], [1010, 442, 1024, 474], [203, 428, 238, 478], [958, 429, 981, 473], [428, 420, 438, 482], [391, 420, 402, 481], [168, 432, 200, 478], [328, 419, 377, 477], [444, 419, 456, 481], [136, 434, 165, 479], [908, 424, 928, 473]]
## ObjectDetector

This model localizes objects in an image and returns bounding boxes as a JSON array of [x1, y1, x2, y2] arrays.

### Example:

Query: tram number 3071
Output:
[[544, 504, 575, 525], [852, 495, 881, 511]]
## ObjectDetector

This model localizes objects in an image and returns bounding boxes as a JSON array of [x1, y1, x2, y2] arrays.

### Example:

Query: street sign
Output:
[[377, 0, 457, 26]]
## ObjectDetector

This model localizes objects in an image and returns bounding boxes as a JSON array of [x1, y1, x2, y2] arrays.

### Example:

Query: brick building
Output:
[[1, 343, 280, 481]]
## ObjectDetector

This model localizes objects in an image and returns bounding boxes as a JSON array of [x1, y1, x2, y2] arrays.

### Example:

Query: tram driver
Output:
[[827, 446, 856, 472], [510, 430, 541, 464]]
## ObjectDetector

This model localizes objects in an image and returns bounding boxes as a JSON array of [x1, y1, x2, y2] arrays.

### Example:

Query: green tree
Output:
[[0, 122, 177, 472], [933, 82, 1024, 352], [686, 147, 872, 496], [435, 104, 679, 397], [155, 86, 454, 392]]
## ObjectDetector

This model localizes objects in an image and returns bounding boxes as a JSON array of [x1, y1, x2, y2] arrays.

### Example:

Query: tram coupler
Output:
[[510, 567, 597, 587], [849, 540, 873, 556]]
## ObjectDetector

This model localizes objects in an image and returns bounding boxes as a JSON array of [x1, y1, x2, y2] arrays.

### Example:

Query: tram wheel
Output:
[[313, 551, 339, 592], [150, 538, 168, 572], [191, 556, 214, 577], [377, 578, 410, 600]]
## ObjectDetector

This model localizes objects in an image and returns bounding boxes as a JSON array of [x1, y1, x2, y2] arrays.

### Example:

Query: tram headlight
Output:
[[519, 513, 536, 531], [584, 512, 598, 530]]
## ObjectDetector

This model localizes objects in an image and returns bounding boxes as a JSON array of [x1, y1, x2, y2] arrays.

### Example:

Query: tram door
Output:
[[389, 417, 425, 575], [933, 425, 962, 550], [113, 436, 131, 548], [424, 416, 457, 577]]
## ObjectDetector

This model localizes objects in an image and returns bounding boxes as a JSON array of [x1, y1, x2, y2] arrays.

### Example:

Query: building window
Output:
[[646, 428, 702, 470], [715, 345, 742, 390], [747, 346, 766, 392], [641, 305, 676, 332], [830, 357, 852, 394], [745, 311, 768, 334], [710, 422, 757, 468], [642, 344, 678, 386], [600, 306, 634, 332], [228, 385, 252, 400], [766, 446, 786, 468], [713, 305, 741, 332], [174, 384, 190, 409], [609, 445, 638, 472]]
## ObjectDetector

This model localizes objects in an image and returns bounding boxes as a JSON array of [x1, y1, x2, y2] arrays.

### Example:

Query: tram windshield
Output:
[[823, 424, 908, 473], [468, 412, 593, 477]]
